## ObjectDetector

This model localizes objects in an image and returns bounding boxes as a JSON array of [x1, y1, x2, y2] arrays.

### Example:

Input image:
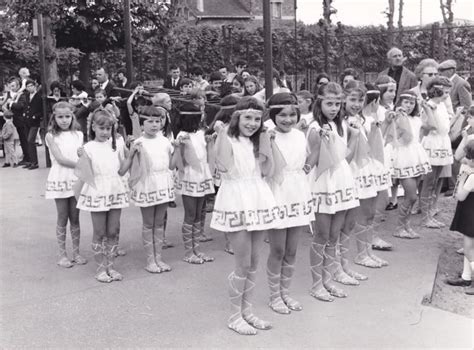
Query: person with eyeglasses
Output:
[[379, 47, 418, 103]]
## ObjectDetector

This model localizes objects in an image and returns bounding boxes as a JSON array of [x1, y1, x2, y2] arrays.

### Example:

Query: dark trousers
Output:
[[27, 126, 39, 165], [14, 122, 30, 163]]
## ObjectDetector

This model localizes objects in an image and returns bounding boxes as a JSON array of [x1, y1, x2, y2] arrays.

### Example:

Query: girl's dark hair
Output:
[[374, 75, 396, 106], [267, 92, 300, 123], [427, 76, 452, 99], [48, 101, 81, 135], [316, 72, 330, 85], [340, 68, 358, 84], [395, 90, 420, 116], [364, 82, 381, 105], [71, 80, 86, 92], [228, 96, 265, 157], [178, 78, 193, 89], [89, 108, 117, 150], [232, 75, 245, 89], [296, 90, 314, 111], [208, 94, 241, 132], [137, 105, 171, 136], [50, 81, 64, 95], [177, 101, 202, 133], [272, 68, 283, 87], [312, 82, 344, 136], [465, 140, 474, 160]]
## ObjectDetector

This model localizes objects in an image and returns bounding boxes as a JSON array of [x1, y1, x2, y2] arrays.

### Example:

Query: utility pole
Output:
[[263, 0, 273, 99], [294, 0, 298, 92]]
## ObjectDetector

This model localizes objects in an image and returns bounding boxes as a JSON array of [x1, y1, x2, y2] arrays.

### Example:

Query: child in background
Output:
[[296, 90, 315, 133], [447, 140, 474, 295], [1, 111, 19, 167], [266, 93, 313, 314], [211, 96, 278, 335], [129, 105, 175, 273], [45, 102, 85, 267], [179, 78, 194, 96], [175, 101, 214, 264], [389, 91, 431, 238], [76, 108, 134, 282], [305, 82, 359, 302]]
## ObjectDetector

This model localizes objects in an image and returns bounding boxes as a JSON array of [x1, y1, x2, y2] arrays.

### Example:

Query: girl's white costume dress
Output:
[[421, 102, 454, 167], [175, 130, 214, 197], [307, 121, 359, 214], [45, 131, 83, 199], [130, 135, 175, 207], [268, 129, 313, 228], [211, 135, 280, 232], [77, 137, 129, 211], [391, 116, 431, 178], [354, 115, 392, 193]]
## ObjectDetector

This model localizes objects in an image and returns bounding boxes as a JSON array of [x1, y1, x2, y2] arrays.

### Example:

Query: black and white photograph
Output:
[[0, 0, 473, 348]]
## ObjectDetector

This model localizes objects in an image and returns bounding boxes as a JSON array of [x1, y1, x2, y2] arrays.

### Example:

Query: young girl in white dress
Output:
[[419, 77, 454, 228], [305, 82, 359, 302], [211, 96, 279, 335], [129, 105, 175, 273], [388, 91, 431, 238], [175, 101, 214, 264], [342, 81, 390, 273], [76, 108, 135, 283], [265, 93, 313, 314], [45, 102, 86, 268]]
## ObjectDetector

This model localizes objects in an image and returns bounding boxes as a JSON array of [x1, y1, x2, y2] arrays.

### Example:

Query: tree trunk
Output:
[[79, 52, 91, 86], [43, 15, 59, 90], [397, 0, 404, 45], [440, 0, 454, 57], [386, 0, 395, 47]]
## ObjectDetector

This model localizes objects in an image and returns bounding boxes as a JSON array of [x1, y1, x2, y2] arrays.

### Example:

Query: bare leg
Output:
[[105, 209, 123, 281], [91, 211, 111, 282], [280, 226, 303, 310], [267, 228, 291, 314], [54, 198, 73, 268]]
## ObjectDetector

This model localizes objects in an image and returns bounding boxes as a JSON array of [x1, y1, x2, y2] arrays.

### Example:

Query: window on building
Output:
[[271, 0, 283, 19]]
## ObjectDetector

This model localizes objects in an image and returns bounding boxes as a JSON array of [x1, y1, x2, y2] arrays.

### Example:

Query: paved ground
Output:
[[1, 150, 472, 348]]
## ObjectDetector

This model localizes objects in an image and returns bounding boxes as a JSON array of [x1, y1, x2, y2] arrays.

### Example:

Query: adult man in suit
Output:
[[96, 67, 119, 97], [379, 47, 418, 102], [116, 69, 130, 89], [163, 65, 181, 90], [439, 59, 473, 196]]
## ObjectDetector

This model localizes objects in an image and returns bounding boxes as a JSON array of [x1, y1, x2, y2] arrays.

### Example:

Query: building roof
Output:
[[190, 0, 252, 19]]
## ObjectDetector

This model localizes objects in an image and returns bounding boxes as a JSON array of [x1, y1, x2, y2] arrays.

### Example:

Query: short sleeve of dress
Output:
[[463, 174, 474, 192]]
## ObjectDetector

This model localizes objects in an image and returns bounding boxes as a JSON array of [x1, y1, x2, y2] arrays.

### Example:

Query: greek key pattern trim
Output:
[[212, 207, 279, 228], [78, 192, 129, 208], [46, 180, 75, 192], [425, 148, 453, 159], [175, 178, 214, 195], [131, 187, 175, 204], [274, 200, 315, 219], [311, 188, 357, 209], [392, 162, 432, 179]]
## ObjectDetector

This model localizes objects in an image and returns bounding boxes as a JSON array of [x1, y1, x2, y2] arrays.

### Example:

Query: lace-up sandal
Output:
[[242, 270, 272, 330], [182, 223, 204, 264], [339, 231, 366, 281], [281, 260, 303, 311], [228, 272, 257, 335], [56, 225, 73, 268], [309, 242, 334, 302], [267, 268, 291, 314], [91, 242, 112, 283]]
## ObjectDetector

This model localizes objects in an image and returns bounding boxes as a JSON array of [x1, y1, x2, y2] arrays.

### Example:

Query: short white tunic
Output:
[[45, 131, 83, 199]]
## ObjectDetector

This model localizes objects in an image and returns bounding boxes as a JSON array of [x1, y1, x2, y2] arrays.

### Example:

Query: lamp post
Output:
[[184, 40, 190, 76]]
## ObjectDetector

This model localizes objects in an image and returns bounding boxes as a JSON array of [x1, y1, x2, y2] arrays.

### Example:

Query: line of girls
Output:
[[43, 75, 446, 335]]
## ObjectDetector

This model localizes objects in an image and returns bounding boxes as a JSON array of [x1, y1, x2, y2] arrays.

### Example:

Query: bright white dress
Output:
[[346, 116, 387, 199], [307, 121, 359, 214], [130, 135, 175, 207], [268, 129, 313, 228], [377, 105, 394, 171], [421, 102, 454, 166], [360, 115, 392, 192], [76, 137, 129, 212], [45, 131, 83, 199], [211, 135, 280, 232], [174, 130, 214, 197], [391, 117, 431, 179]]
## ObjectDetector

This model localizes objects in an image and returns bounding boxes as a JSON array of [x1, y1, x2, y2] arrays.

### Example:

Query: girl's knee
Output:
[[270, 246, 285, 261]]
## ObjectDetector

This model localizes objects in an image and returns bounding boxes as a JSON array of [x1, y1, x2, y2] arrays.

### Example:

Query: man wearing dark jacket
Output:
[[22, 80, 43, 169]]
